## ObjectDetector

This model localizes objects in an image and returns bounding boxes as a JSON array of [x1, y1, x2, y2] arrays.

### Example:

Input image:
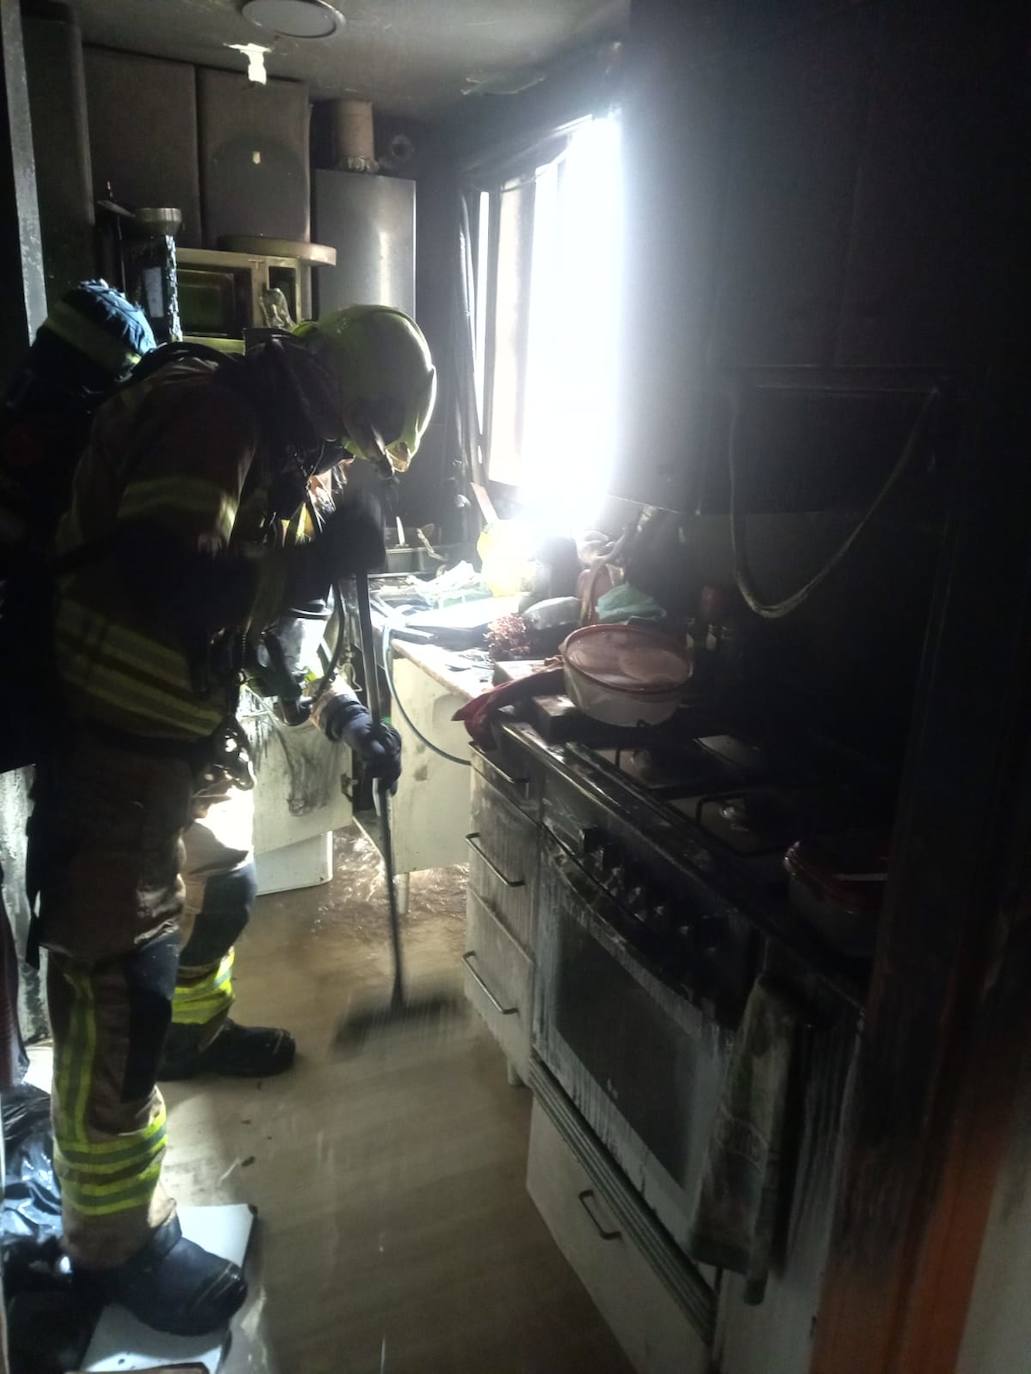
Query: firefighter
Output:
[[27, 307, 435, 1335]]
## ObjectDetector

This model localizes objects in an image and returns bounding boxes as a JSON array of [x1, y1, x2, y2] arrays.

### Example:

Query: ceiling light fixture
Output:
[[226, 42, 270, 84], [241, 0, 342, 39]]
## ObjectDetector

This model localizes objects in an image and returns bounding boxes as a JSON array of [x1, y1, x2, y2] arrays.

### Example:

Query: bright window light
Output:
[[473, 190, 491, 425], [519, 114, 623, 534]]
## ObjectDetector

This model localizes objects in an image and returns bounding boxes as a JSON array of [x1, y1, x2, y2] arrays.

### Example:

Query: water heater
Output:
[[313, 170, 415, 317]]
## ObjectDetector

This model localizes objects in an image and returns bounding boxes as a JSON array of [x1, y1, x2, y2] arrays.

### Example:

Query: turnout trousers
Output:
[[29, 735, 255, 1267]]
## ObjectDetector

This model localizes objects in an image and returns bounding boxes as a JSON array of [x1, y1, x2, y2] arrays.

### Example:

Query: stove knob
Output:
[[676, 913, 720, 960], [649, 901, 675, 934], [579, 826, 605, 861], [621, 864, 650, 909], [580, 830, 609, 875], [626, 882, 649, 915], [608, 865, 628, 898], [695, 915, 724, 955]]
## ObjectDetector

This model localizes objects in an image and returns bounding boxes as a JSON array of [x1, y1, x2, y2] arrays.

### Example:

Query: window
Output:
[[474, 114, 623, 532]]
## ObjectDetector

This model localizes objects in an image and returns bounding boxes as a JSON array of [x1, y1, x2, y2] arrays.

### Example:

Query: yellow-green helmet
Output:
[[294, 305, 436, 473]]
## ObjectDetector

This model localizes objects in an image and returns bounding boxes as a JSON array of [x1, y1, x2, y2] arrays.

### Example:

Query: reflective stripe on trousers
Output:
[[48, 939, 179, 1267], [53, 965, 167, 1213], [35, 744, 253, 1265], [172, 793, 255, 1043], [171, 949, 235, 1029]]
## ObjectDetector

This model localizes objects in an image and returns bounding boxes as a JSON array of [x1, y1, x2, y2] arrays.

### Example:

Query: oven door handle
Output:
[[462, 951, 519, 1016], [577, 1189, 622, 1241], [465, 833, 526, 889]]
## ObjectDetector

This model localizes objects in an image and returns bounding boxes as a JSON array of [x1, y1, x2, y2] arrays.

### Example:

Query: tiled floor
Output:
[[160, 828, 633, 1374]]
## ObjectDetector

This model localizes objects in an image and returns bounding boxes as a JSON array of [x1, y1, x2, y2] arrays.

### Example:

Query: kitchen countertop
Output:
[[390, 637, 493, 703]]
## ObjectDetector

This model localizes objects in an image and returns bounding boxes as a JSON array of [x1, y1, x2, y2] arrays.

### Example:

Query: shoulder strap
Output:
[[121, 340, 239, 390]]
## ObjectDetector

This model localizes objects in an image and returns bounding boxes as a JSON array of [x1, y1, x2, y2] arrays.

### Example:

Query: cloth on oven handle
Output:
[[685, 974, 799, 1304], [452, 667, 565, 748]]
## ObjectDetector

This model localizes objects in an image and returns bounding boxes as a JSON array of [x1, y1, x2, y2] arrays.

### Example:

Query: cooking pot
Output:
[[561, 624, 692, 727]]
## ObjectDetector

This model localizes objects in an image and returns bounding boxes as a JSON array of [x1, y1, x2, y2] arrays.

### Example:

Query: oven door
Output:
[[533, 827, 733, 1252]]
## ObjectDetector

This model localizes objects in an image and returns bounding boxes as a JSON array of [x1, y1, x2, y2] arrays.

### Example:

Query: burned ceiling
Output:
[[69, 0, 628, 114]]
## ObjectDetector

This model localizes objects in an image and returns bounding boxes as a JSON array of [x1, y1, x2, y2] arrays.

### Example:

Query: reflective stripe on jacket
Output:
[[53, 359, 271, 741]]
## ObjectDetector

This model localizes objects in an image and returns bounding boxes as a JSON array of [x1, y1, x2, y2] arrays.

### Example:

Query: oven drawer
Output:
[[464, 887, 533, 1080], [528, 1093, 712, 1374], [468, 770, 539, 950]]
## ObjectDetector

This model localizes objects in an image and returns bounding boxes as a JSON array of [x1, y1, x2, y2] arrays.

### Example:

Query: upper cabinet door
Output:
[[608, 1, 1006, 511], [612, 4, 732, 510], [835, 5, 1000, 368], [708, 7, 877, 370]]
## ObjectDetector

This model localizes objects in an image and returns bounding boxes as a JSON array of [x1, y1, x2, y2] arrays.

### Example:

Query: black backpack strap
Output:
[[121, 339, 240, 389]]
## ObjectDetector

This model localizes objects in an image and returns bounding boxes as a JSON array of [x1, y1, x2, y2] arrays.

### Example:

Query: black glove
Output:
[[319, 697, 402, 792], [287, 493, 385, 604]]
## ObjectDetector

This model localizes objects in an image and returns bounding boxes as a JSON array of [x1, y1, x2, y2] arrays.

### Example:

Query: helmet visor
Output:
[[341, 411, 394, 475], [341, 398, 415, 474]]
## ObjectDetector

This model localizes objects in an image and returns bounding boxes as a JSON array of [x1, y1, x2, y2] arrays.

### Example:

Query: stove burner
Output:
[[556, 718, 881, 1008], [696, 735, 770, 779], [672, 788, 802, 856], [575, 726, 883, 895], [591, 742, 729, 793]]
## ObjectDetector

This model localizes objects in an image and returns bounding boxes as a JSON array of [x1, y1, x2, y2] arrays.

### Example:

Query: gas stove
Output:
[[583, 733, 874, 887], [526, 712, 891, 1016]]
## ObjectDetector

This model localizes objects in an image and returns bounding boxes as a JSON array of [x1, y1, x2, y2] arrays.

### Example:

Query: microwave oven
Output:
[[175, 248, 311, 345]]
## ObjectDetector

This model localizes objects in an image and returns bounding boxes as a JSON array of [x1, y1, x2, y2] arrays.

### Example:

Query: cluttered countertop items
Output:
[[376, 514, 891, 991]]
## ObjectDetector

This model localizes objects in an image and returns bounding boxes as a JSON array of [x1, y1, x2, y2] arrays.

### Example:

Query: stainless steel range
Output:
[[527, 715, 877, 1261]]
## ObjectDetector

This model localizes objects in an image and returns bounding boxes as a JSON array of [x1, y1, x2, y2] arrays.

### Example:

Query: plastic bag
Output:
[[595, 582, 667, 624], [428, 559, 491, 607], [2, 1083, 60, 1245], [2, 1085, 100, 1374], [522, 596, 581, 631]]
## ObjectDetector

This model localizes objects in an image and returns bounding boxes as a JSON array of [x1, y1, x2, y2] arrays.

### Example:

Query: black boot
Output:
[[74, 1215, 246, 1336], [161, 1019, 296, 1080]]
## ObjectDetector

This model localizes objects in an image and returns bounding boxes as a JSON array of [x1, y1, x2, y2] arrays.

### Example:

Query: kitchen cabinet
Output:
[[730, 0, 868, 48], [612, 7, 729, 511], [835, 4, 998, 367], [468, 760, 538, 950], [610, 0, 996, 510], [197, 69, 310, 248], [385, 650, 474, 879], [463, 741, 543, 1082], [614, 6, 877, 509], [707, 8, 875, 370], [464, 888, 534, 1083], [83, 48, 202, 247]]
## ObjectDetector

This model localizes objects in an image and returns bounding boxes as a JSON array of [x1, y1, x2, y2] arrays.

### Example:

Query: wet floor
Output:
[[162, 827, 633, 1374]]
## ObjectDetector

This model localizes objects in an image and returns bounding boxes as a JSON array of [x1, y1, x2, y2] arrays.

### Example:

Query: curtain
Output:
[[447, 195, 484, 489], [445, 133, 573, 507]]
